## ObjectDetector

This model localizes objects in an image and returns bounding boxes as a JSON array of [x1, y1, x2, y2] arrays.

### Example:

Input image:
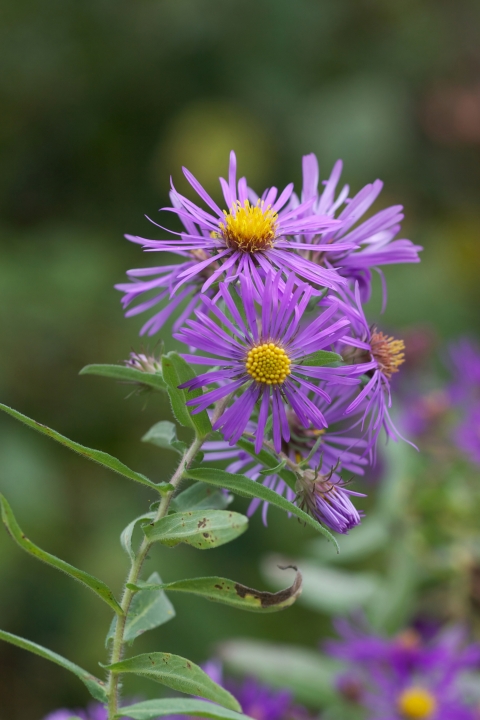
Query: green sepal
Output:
[[126, 566, 302, 613], [142, 421, 187, 455], [115, 698, 254, 720], [0, 494, 123, 615], [80, 363, 167, 391], [102, 653, 241, 712], [143, 509, 248, 550], [0, 628, 108, 703], [184, 467, 339, 550], [107, 572, 175, 647], [300, 350, 343, 367], [259, 459, 287, 476], [0, 403, 162, 492], [170, 482, 232, 513], [161, 352, 212, 438]]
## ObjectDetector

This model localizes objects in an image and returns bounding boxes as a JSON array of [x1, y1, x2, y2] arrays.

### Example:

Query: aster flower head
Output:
[[324, 283, 409, 457], [176, 271, 362, 454], [290, 153, 422, 304], [116, 151, 361, 336], [327, 620, 480, 720]]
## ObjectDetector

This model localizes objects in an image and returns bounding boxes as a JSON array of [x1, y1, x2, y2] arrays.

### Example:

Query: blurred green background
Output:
[[1, 1, 480, 718]]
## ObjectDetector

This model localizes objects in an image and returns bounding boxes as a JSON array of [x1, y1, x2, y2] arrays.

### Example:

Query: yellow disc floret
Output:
[[397, 687, 437, 719], [245, 342, 291, 385], [218, 199, 278, 253]]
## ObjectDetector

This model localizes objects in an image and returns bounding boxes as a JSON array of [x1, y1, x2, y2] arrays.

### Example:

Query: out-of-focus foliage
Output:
[[2, 1, 480, 718]]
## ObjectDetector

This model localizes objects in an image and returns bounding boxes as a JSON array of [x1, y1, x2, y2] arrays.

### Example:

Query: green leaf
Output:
[[120, 513, 156, 563], [220, 640, 341, 708], [128, 566, 302, 613], [144, 509, 248, 550], [161, 352, 212, 438], [184, 467, 339, 550], [0, 494, 123, 616], [259, 459, 286, 476], [107, 573, 175, 646], [170, 483, 232, 513], [235, 437, 296, 491], [80, 364, 167, 391], [0, 628, 107, 703], [142, 421, 187, 454], [300, 351, 342, 367], [103, 653, 241, 712], [308, 516, 389, 564], [116, 698, 254, 720], [0, 403, 161, 492], [262, 555, 379, 615]]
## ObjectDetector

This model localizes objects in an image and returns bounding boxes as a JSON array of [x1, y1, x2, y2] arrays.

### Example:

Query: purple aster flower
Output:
[[454, 403, 480, 466], [176, 272, 361, 454], [116, 151, 359, 336], [43, 703, 138, 720], [289, 153, 422, 305], [322, 283, 411, 458], [448, 338, 480, 407], [202, 660, 307, 720], [326, 620, 480, 720], [204, 392, 367, 533]]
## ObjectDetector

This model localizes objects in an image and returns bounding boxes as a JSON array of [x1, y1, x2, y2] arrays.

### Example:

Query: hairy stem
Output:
[[106, 397, 229, 719]]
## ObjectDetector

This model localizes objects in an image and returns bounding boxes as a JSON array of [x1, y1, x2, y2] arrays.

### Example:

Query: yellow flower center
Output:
[[218, 199, 278, 253], [397, 687, 437, 719], [370, 330, 405, 380], [245, 342, 291, 385]]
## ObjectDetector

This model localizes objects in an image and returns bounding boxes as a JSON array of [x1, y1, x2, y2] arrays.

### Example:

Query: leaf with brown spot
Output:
[[126, 567, 302, 613], [143, 510, 248, 550], [103, 653, 240, 712]]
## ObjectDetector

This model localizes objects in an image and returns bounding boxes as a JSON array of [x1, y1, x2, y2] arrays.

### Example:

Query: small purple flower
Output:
[[448, 338, 480, 407], [204, 394, 367, 533], [202, 660, 307, 720], [323, 283, 410, 457], [326, 620, 480, 720], [454, 403, 480, 466], [290, 153, 422, 305], [176, 272, 361, 454]]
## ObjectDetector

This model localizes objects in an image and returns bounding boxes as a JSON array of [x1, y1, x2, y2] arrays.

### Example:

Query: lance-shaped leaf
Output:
[[80, 363, 167, 391], [142, 421, 187, 454], [144, 510, 248, 550], [0, 628, 107, 703], [235, 438, 296, 491], [0, 403, 161, 492], [300, 350, 342, 367], [161, 352, 212, 438], [103, 653, 241, 712], [170, 483, 232, 513], [220, 640, 340, 708], [0, 494, 123, 615], [116, 698, 254, 720], [107, 572, 175, 646], [184, 468, 338, 550], [128, 566, 302, 613]]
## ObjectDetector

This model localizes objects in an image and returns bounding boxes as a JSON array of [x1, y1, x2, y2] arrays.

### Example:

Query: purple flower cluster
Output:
[[326, 619, 480, 719], [117, 151, 422, 534], [449, 339, 480, 466]]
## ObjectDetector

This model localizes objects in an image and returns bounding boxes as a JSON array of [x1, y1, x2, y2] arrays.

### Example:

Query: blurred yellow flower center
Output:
[[219, 200, 278, 253], [246, 343, 291, 385], [370, 330, 405, 379], [397, 687, 437, 719]]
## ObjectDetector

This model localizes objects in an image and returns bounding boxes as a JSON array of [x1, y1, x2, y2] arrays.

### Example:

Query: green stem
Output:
[[106, 433, 204, 719], [105, 395, 231, 719]]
